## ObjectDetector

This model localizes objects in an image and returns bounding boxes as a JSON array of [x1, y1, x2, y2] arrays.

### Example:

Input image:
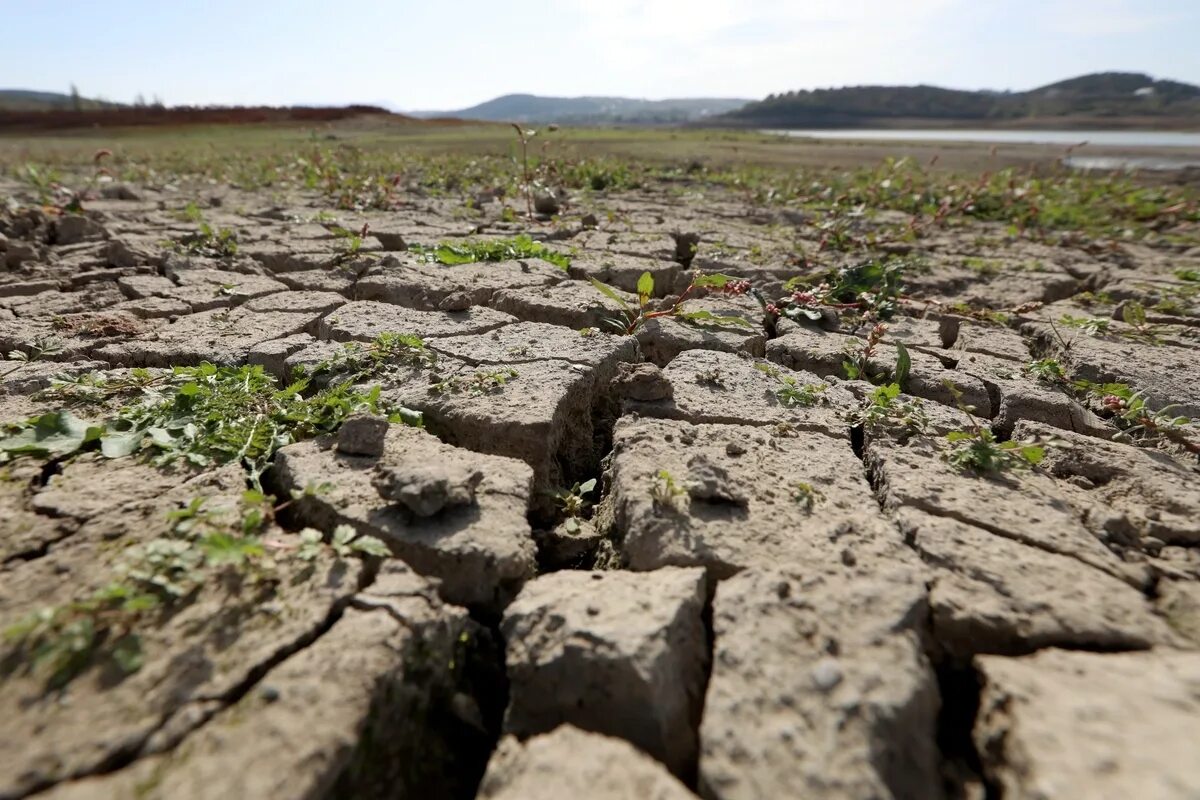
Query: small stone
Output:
[[55, 214, 104, 245], [686, 453, 749, 507], [438, 291, 474, 311], [615, 362, 673, 402], [580, 213, 598, 229], [374, 231, 408, 251], [533, 192, 560, 215], [335, 414, 389, 458], [725, 441, 747, 456], [100, 183, 142, 201], [6, 241, 38, 268], [533, 518, 603, 568], [811, 658, 843, 691], [259, 685, 281, 703], [374, 464, 484, 517], [1141, 536, 1165, 556]]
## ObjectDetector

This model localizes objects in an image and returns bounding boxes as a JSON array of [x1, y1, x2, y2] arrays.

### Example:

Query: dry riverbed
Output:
[[2, 158, 1200, 799]]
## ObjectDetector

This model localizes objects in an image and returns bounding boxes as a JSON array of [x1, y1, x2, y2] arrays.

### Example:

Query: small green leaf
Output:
[[110, 634, 144, 673], [350, 535, 390, 557], [636, 271, 655, 306], [588, 277, 632, 312], [676, 309, 753, 328], [100, 427, 144, 458], [894, 342, 911, 389], [692, 273, 737, 288]]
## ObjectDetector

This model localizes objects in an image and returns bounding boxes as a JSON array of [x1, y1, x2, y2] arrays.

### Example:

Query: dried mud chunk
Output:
[[491, 279, 635, 329], [53, 214, 106, 245], [335, 413, 389, 457], [895, 508, 1175, 657], [953, 351, 1108, 437], [636, 316, 765, 367], [0, 468, 360, 800], [864, 422, 1150, 588], [615, 361, 674, 402], [685, 453, 748, 506], [1026, 316, 1200, 416], [700, 567, 942, 800], [566, 252, 684, 295], [602, 417, 915, 578], [479, 726, 695, 800], [975, 650, 1200, 800], [767, 325, 994, 417], [356, 257, 564, 311], [431, 321, 636, 371], [385, 357, 611, 496], [318, 300, 515, 342], [374, 463, 484, 517], [502, 567, 708, 777], [1015, 420, 1200, 546], [628, 349, 855, 431], [274, 425, 536, 610], [39, 565, 477, 800], [94, 306, 317, 367]]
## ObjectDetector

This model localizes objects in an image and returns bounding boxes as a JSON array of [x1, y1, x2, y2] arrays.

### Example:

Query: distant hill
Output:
[[719, 72, 1200, 128], [0, 88, 123, 111], [0, 104, 398, 131], [411, 94, 750, 124]]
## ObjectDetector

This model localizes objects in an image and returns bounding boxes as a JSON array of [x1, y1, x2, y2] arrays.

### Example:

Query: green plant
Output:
[[753, 363, 827, 407], [430, 368, 519, 396], [329, 222, 372, 261], [842, 323, 896, 383], [0, 361, 421, 487], [300, 332, 437, 386], [176, 222, 238, 258], [941, 382, 1048, 473], [2, 337, 62, 379], [1024, 358, 1066, 385], [776, 257, 909, 324], [296, 524, 390, 561], [2, 491, 387, 690], [548, 478, 597, 533], [791, 481, 822, 511], [846, 383, 929, 435], [1074, 380, 1199, 455], [650, 469, 685, 510], [592, 271, 754, 336], [411, 235, 570, 270], [1058, 314, 1110, 337]]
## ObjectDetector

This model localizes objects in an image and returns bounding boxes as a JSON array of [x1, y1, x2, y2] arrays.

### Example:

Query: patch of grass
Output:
[[0, 340, 427, 486], [846, 382, 929, 435], [753, 363, 827, 407], [941, 381, 1050, 474], [1, 490, 386, 690], [411, 235, 570, 270], [175, 222, 238, 258], [1024, 358, 1066, 385], [430, 368, 519, 396]]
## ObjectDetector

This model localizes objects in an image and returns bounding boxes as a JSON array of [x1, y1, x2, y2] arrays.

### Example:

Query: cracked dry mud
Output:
[[2, 170, 1200, 800]]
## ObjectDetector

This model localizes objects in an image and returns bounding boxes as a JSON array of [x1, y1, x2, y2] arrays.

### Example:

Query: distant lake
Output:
[[763, 129, 1200, 148]]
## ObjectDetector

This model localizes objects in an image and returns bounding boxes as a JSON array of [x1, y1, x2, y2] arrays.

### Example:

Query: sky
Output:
[[2, 0, 1197, 110]]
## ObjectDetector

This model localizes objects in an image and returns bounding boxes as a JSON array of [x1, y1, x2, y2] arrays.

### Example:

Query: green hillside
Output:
[[721, 72, 1200, 127]]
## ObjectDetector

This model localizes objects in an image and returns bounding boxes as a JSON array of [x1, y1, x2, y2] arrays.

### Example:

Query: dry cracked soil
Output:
[[2, 169, 1200, 800]]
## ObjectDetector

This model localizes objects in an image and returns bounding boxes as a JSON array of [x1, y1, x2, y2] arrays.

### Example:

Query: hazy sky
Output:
[[3, 0, 1197, 109]]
